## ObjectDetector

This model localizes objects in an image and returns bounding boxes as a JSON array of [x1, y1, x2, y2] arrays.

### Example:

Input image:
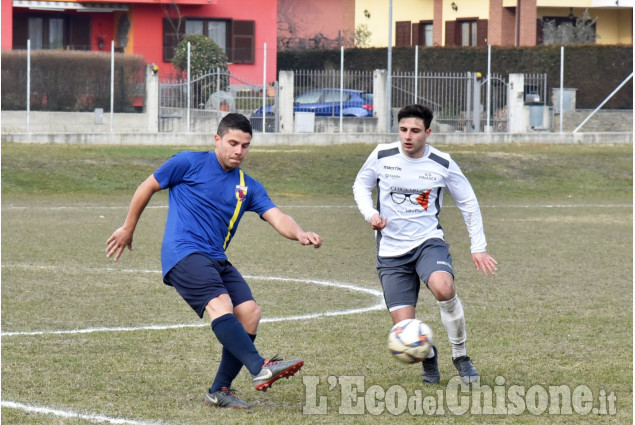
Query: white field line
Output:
[[1, 267, 383, 423], [1, 203, 632, 211], [0, 400, 170, 425], [0, 265, 385, 337]]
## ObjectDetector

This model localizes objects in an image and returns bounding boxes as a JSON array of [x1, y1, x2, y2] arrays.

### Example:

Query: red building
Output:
[[2, 0, 277, 82]]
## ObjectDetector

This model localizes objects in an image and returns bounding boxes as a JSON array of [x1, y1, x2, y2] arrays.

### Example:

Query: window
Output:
[[413, 21, 433, 46], [423, 23, 433, 46], [163, 18, 255, 64], [460, 20, 477, 46], [49, 18, 64, 49], [13, 14, 90, 50], [445, 19, 487, 47], [185, 19, 227, 51], [396, 21, 433, 47]]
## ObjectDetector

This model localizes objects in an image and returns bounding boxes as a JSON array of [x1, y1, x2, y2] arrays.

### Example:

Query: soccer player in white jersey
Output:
[[353, 104, 498, 384]]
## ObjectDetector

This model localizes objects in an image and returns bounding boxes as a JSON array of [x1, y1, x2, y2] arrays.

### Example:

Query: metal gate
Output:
[[158, 70, 275, 133], [391, 72, 508, 133]]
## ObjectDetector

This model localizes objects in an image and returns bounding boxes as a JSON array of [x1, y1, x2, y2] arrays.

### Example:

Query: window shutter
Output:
[[412, 22, 421, 46], [163, 18, 182, 62], [12, 15, 28, 49], [68, 15, 91, 50], [231, 20, 255, 64], [395, 21, 411, 47], [477, 19, 488, 46], [445, 21, 456, 46]]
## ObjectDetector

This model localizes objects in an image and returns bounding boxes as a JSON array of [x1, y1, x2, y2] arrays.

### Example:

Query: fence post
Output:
[[187, 42, 191, 133], [278, 70, 294, 134], [262, 42, 267, 133], [507, 73, 526, 133], [26, 39, 30, 132], [486, 44, 491, 133], [373, 69, 387, 133], [466, 72, 472, 132], [146, 65, 159, 132], [472, 72, 481, 133], [559, 46, 564, 133], [110, 40, 114, 133], [414, 45, 418, 104], [339, 46, 344, 133]]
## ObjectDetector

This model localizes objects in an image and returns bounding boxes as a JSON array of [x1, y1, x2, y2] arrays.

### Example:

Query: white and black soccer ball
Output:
[[387, 318, 434, 364]]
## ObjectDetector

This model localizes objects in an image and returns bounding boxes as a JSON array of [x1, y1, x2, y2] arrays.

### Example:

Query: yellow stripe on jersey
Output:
[[223, 169, 246, 250]]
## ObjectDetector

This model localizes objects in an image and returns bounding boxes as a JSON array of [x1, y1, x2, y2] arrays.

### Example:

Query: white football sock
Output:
[[425, 346, 435, 359], [438, 295, 467, 358]]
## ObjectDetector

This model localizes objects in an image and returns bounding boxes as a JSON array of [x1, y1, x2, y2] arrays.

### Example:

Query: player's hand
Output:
[[299, 231, 322, 248], [106, 227, 134, 261], [369, 213, 387, 231], [472, 251, 498, 276]]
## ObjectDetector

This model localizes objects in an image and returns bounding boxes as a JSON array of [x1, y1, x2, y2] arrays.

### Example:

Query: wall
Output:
[[1, 0, 12, 49], [279, 0, 355, 47], [130, 1, 277, 83], [358, 0, 436, 47], [1, 130, 631, 146], [3, 110, 632, 135], [1, 111, 151, 133]]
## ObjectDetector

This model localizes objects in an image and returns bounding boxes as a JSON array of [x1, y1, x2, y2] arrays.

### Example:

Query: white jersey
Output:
[[353, 142, 487, 257]]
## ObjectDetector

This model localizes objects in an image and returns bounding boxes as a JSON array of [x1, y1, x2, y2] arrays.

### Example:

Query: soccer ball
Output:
[[387, 319, 434, 364]]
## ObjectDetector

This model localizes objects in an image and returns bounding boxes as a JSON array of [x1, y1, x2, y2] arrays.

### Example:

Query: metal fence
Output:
[[294, 70, 374, 97], [158, 69, 547, 134], [391, 71, 545, 133], [392, 71, 474, 132], [158, 69, 272, 133]]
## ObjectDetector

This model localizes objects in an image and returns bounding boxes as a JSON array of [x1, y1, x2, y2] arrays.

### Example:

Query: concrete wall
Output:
[[1, 111, 151, 134], [3, 109, 632, 137], [2, 130, 631, 146]]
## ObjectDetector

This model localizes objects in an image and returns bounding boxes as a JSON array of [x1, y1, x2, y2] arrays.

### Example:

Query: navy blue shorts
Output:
[[163, 253, 255, 318], [376, 238, 454, 311]]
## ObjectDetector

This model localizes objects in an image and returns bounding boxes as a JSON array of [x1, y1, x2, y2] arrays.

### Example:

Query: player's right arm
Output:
[[353, 149, 381, 224], [106, 175, 162, 261]]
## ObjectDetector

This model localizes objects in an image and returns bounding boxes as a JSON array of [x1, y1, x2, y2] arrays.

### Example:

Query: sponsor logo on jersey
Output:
[[419, 172, 438, 181], [416, 189, 432, 210], [235, 185, 248, 201]]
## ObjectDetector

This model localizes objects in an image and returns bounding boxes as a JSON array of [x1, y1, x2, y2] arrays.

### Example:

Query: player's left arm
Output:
[[446, 160, 498, 276], [471, 251, 498, 276], [262, 207, 322, 248]]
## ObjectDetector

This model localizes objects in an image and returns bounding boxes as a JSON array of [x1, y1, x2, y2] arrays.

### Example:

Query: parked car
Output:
[[250, 88, 373, 131]]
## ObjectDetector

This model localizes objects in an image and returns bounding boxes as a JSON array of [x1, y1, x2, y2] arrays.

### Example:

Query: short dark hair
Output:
[[397, 104, 433, 130], [217, 113, 252, 137]]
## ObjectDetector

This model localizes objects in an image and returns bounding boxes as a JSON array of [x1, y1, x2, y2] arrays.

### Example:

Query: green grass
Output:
[[1, 142, 632, 424]]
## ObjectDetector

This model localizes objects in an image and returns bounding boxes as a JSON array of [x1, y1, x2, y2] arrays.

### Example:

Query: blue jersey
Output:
[[153, 151, 275, 277]]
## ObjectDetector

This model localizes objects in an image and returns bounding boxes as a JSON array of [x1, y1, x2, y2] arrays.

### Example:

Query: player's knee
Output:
[[235, 300, 261, 323], [428, 272, 455, 301], [250, 303, 262, 322]]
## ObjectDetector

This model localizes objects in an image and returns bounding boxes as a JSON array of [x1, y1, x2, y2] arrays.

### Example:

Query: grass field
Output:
[[1, 141, 632, 424]]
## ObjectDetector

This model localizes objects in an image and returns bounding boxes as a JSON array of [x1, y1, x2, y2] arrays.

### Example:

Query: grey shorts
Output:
[[377, 238, 454, 311]]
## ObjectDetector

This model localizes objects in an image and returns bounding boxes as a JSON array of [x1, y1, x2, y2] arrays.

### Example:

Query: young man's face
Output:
[[398, 117, 431, 159], [214, 128, 251, 170]]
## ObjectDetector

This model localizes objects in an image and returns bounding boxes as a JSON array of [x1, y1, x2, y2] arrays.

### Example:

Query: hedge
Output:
[[1, 50, 147, 112], [278, 45, 633, 109]]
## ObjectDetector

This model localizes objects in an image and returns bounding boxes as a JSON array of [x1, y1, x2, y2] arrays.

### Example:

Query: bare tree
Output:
[[542, 9, 598, 45]]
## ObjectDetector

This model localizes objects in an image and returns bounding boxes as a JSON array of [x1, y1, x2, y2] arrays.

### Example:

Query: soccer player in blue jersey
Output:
[[353, 104, 497, 385], [106, 113, 322, 409]]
